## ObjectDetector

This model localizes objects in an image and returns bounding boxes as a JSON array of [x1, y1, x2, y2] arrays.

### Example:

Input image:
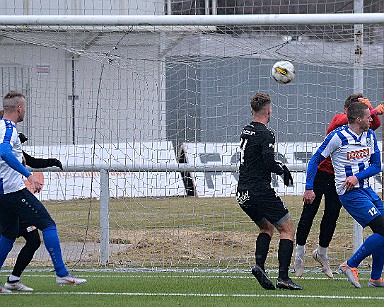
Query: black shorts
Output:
[[236, 187, 290, 227], [0, 188, 55, 240]]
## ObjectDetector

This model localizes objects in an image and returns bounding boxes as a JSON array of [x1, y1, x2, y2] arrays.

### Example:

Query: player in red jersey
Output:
[[294, 93, 384, 278]]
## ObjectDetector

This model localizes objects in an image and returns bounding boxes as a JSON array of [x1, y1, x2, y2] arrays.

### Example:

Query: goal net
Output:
[[1, 0, 384, 273]]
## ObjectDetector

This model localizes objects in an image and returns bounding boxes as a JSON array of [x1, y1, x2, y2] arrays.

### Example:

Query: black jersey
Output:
[[237, 122, 283, 190]]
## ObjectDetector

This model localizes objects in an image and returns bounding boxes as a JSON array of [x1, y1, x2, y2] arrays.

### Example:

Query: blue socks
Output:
[[0, 235, 15, 268], [348, 233, 384, 279], [42, 226, 68, 277]]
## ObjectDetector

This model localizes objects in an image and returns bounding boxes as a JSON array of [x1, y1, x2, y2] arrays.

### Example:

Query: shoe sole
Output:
[[252, 266, 276, 290], [339, 264, 361, 288], [368, 282, 384, 288], [313, 251, 333, 278], [4, 283, 33, 291], [294, 255, 305, 277], [276, 280, 303, 290]]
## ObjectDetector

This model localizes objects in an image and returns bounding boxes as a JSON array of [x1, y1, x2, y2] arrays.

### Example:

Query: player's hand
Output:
[[342, 175, 358, 192], [27, 174, 43, 193], [374, 104, 384, 115], [359, 97, 373, 109], [277, 161, 293, 186], [18, 132, 28, 144], [49, 158, 63, 170], [303, 190, 316, 204]]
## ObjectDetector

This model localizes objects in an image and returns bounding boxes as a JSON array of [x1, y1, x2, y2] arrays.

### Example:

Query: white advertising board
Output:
[[179, 142, 383, 197], [23, 142, 186, 200]]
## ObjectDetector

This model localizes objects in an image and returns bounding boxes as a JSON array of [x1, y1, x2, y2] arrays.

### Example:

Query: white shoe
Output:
[[0, 283, 12, 294], [294, 252, 305, 277], [313, 249, 333, 278], [4, 280, 33, 291], [56, 274, 87, 286], [339, 261, 361, 288]]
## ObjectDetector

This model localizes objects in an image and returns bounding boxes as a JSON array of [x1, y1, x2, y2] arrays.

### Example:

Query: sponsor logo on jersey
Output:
[[346, 148, 370, 160], [242, 129, 255, 135]]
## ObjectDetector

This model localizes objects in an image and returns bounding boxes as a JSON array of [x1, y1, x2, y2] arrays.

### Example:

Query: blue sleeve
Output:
[[355, 151, 381, 180], [0, 143, 31, 178], [305, 151, 326, 190]]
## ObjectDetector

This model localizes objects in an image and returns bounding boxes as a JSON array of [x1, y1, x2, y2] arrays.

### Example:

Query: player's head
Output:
[[344, 93, 364, 111], [347, 102, 371, 131], [3, 91, 26, 122], [250, 92, 271, 123]]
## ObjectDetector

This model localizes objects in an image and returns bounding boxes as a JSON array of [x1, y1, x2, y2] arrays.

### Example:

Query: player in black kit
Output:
[[236, 92, 302, 290]]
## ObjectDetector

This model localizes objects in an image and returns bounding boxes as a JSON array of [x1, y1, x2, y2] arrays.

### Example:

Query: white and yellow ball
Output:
[[271, 60, 295, 84]]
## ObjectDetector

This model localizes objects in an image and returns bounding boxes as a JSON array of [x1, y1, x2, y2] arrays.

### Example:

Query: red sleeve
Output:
[[326, 114, 347, 134], [370, 109, 381, 130]]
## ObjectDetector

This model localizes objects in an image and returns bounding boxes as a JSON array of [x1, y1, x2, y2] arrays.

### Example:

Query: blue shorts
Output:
[[339, 187, 384, 228]]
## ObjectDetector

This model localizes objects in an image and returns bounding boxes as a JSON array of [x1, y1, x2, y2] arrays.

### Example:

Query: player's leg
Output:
[[236, 189, 275, 290], [17, 189, 86, 285], [0, 194, 21, 293], [369, 249, 384, 287], [313, 178, 341, 278], [255, 218, 274, 271], [263, 192, 301, 290], [294, 171, 324, 276], [366, 206, 384, 287], [339, 189, 384, 288], [275, 216, 302, 290], [4, 226, 40, 291], [0, 193, 20, 268]]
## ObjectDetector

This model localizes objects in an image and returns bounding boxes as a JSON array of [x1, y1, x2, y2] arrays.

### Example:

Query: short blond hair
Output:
[[3, 91, 25, 112]]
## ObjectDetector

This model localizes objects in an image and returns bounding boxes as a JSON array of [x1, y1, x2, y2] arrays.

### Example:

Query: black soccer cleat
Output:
[[251, 265, 276, 290], [276, 277, 303, 290]]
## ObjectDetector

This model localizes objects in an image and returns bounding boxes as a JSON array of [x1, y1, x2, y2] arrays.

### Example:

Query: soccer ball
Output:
[[271, 60, 295, 84]]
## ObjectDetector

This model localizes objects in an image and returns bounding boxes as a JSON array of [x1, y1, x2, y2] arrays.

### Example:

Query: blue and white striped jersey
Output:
[[0, 119, 30, 194], [317, 125, 380, 195]]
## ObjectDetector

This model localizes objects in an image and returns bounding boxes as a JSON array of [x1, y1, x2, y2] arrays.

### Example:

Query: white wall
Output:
[[0, 0, 165, 15]]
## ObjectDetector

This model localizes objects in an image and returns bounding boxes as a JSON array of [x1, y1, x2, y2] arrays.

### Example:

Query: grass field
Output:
[[2, 195, 379, 306], [1, 270, 383, 306]]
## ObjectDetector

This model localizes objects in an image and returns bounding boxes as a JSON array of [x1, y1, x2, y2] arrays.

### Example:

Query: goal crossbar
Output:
[[0, 13, 384, 26]]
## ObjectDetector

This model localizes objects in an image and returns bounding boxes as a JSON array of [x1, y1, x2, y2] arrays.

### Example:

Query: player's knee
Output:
[[368, 215, 384, 236], [276, 218, 295, 239], [25, 232, 41, 251]]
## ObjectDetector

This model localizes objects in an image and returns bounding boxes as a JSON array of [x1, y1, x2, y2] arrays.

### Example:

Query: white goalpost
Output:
[[2, 0, 384, 271]]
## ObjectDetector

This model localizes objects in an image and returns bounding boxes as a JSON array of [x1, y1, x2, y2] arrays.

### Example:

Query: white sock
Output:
[[296, 244, 305, 255], [8, 275, 20, 282], [317, 246, 328, 256]]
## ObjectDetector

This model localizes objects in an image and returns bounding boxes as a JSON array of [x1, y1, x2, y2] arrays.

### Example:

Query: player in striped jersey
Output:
[[294, 94, 384, 278], [303, 102, 384, 288], [0, 91, 86, 294]]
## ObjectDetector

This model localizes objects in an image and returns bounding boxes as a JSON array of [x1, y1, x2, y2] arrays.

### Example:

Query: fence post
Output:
[[100, 169, 110, 265]]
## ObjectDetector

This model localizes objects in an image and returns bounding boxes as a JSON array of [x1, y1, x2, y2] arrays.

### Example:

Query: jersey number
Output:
[[239, 138, 248, 165], [368, 207, 378, 216]]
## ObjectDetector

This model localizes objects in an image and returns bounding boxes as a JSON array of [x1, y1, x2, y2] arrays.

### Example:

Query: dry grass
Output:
[[6, 195, 370, 270]]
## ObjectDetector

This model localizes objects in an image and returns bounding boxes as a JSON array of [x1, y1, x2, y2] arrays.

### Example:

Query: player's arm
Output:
[[304, 132, 338, 203], [23, 151, 63, 169], [359, 97, 382, 130], [0, 143, 31, 178], [355, 134, 381, 181], [260, 133, 284, 175]]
